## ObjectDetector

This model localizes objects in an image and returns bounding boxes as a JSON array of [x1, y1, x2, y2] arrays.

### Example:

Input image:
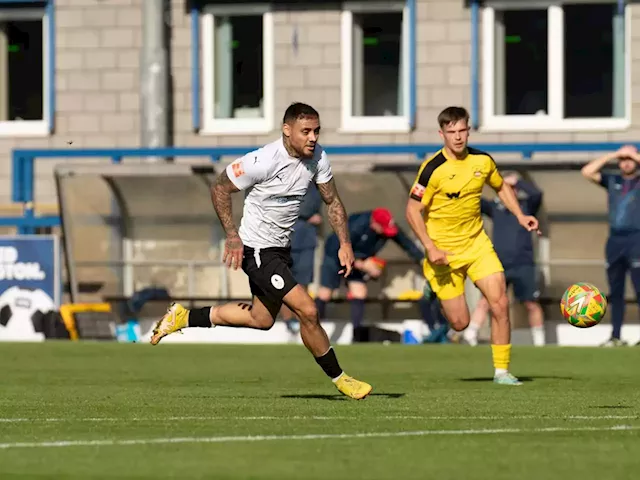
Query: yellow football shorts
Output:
[[423, 233, 504, 300]]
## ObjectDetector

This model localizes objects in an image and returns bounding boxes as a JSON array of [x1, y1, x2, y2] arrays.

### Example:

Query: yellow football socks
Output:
[[491, 344, 511, 371]]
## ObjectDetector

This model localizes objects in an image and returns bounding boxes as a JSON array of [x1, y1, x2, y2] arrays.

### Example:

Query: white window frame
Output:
[[481, 2, 631, 132], [340, 2, 411, 134], [201, 4, 274, 136], [0, 7, 49, 137]]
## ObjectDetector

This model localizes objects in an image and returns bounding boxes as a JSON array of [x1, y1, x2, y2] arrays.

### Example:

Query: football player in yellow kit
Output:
[[405, 106, 540, 385]]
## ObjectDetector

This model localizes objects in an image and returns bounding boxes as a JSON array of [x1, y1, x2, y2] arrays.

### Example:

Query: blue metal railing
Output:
[[7, 142, 636, 234]]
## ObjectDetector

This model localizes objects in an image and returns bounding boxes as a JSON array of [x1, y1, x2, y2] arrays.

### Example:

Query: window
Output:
[[482, 2, 629, 131], [0, 7, 49, 136], [201, 6, 274, 135], [341, 3, 411, 133], [494, 10, 548, 116]]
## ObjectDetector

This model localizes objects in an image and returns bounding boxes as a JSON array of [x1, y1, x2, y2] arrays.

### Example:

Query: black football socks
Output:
[[315, 347, 343, 380], [187, 307, 212, 328]]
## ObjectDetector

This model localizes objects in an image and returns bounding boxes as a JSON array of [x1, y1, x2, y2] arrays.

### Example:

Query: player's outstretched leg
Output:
[[150, 293, 372, 399], [283, 285, 372, 400], [150, 299, 276, 345], [475, 273, 522, 386]]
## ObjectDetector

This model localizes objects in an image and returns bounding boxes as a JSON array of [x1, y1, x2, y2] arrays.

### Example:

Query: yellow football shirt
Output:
[[410, 147, 504, 251]]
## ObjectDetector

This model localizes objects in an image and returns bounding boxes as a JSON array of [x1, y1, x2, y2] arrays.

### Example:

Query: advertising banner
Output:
[[0, 236, 60, 342]]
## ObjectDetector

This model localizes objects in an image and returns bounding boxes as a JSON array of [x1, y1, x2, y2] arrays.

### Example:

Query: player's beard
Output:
[[301, 144, 315, 158]]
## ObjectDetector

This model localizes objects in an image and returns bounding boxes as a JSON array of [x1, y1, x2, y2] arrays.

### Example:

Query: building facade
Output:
[[0, 0, 638, 204]]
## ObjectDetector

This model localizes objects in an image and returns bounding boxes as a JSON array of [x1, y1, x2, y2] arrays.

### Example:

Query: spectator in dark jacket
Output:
[[464, 173, 545, 346], [315, 208, 425, 329]]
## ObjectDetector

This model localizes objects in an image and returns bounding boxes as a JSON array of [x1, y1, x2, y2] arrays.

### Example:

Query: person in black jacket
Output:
[[316, 208, 425, 329], [464, 173, 545, 346]]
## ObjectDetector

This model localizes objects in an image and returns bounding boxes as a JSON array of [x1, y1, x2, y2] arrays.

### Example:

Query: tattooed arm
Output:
[[211, 170, 240, 235], [211, 169, 243, 269], [317, 179, 349, 244], [317, 179, 354, 276]]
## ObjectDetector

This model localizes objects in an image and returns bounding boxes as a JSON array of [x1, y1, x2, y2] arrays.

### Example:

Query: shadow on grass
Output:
[[280, 393, 406, 401], [459, 376, 574, 383], [595, 405, 632, 409]]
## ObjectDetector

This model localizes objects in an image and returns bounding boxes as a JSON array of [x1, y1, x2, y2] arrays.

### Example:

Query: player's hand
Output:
[[518, 215, 541, 236], [616, 145, 638, 158], [427, 247, 452, 266], [362, 257, 385, 279], [503, 173, 519, 186], [307, 214, 322, 226], [338, 243, 355, 277], [223, 233, 244, 270]]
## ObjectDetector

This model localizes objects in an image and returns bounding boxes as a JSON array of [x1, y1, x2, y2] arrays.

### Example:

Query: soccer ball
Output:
[[560, 282, 607, 328]]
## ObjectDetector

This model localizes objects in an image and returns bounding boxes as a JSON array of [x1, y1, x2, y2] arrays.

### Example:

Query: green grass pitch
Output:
[[0, 342, 639, 479]]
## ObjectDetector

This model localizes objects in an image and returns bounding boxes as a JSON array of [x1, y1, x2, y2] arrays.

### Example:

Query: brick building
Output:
[[0, 0, 636, 204]]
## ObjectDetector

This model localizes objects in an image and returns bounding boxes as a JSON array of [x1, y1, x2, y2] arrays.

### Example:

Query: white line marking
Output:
[[0, 415, 637, 424], [0, 425, 637, 450]]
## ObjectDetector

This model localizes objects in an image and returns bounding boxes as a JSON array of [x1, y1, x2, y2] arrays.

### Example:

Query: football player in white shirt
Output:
[[151, 103, 372, 400]]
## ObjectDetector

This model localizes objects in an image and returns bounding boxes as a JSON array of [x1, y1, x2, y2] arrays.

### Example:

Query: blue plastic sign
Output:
[[0, 235, 60, 306]]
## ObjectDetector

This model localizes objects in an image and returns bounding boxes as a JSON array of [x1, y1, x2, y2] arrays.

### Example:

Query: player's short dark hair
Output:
[[283, 102, 319, 125], [438, 106, 470, 128]]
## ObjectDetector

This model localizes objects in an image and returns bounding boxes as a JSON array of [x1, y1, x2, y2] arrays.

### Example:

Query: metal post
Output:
[[123, 239, 134, 297], [22, 157, 35, 235], [141, 0, 170, 162], [54, 171, 79, 302]]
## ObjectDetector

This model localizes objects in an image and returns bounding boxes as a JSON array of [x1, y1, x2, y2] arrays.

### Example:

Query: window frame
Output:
[[340, 1, 411, 134], [481, 1, 631, 132], [0, 5, 50, 137], [200, 4, 274, 136]]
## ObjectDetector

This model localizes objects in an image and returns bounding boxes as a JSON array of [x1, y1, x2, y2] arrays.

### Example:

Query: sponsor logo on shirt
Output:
[[232, 162, 244, 177], [268, 194, 306, 204], [411, 183, 425, 199]]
